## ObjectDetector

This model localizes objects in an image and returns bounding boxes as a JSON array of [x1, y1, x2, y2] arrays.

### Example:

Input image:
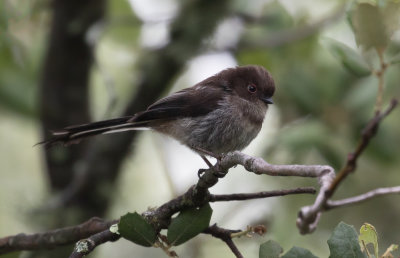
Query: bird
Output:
[[40, 65, 275, 166]]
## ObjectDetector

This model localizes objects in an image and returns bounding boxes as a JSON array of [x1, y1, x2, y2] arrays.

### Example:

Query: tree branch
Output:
[[326, 186, 400, 209], [203, 224, 243, 258], [143, 152, 325, 231], [0, 151, 319, 255], [0, 218, 116, 255], [2, 97, 398, 254], [297, 99, 398, 234], [326, 99, 398, 197], [210, 187, 316, 202], [69, 229, 120, 258]]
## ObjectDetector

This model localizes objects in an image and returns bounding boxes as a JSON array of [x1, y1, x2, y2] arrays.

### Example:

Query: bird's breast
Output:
[[157, 96, 267, 154]]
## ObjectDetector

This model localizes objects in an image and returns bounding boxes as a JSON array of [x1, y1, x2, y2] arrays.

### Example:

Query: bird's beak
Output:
[[261, 97, 273, 104]]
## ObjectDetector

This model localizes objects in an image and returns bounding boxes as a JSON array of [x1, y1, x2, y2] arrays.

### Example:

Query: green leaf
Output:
[[118, 212, 157, 247], [282, 246, 318, 258], [323, 38, 371, 77], [352, 2, 388, 50], [167, 204, 213, 246], [259, 240, 283, 258], [328, 222, 366, 258], [382, 0, 400, 38], [359, 223, 378, 258]]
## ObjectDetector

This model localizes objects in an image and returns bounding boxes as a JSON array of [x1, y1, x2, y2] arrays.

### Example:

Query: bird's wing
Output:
[[131, 85, 225, 124]]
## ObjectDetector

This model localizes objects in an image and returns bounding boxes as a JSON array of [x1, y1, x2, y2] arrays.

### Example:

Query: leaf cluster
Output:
[[118, 204, 212, 251], [259, 222, 399, 258]]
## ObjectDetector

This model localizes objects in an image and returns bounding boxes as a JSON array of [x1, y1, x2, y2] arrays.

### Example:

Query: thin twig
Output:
[[69, 229, 120, 258], [203, 224, 243, 258], [298, 99, 398, 234], [224, 238, 244, 258], [230, 225, 267, 238], [154, 239, 178, 257], [326, 186, 400, 209], [326, 99, 398, 197], [210, 187, 316, 202]]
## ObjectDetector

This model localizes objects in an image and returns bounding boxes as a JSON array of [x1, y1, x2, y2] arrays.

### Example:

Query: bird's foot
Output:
[[197, 168, 207, 178], [212, 169, 228, 178]]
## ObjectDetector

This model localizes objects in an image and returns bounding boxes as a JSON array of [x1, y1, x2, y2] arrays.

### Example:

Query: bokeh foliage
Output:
[[0, 0, 399, 257]]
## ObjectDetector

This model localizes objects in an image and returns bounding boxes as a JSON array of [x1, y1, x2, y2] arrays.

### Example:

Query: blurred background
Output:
[[1, 0, 399, 257]]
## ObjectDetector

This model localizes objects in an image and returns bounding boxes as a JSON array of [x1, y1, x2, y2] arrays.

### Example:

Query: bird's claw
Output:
[[198, 168, 207, 178], [213, 169, 227, 178]]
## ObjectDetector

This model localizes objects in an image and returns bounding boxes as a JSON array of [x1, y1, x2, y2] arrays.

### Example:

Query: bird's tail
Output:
[[38, 116, 146, 147]]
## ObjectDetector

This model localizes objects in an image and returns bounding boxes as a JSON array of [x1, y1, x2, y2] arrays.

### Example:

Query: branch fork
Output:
[[298, 99, 398, 234]]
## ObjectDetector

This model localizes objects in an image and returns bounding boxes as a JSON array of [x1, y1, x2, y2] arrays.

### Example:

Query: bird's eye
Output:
[[247, 84, 257, 93]]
